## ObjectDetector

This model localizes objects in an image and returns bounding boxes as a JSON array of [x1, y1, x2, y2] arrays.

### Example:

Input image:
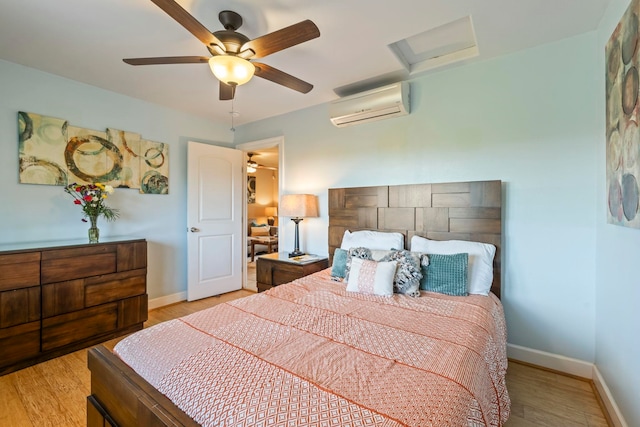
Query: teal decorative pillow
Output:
[[421, 253, 468, 296], [331, 248, 348, 279]]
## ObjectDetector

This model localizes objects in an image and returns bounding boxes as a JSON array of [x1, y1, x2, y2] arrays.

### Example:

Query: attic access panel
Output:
[[389, 15, 478, 75]]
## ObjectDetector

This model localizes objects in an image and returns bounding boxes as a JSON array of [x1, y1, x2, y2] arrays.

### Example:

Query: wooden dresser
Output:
[[0, 237, 148, 375]]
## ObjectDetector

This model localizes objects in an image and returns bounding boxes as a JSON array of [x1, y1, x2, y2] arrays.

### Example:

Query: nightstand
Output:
[[256, 252, 329, 292]]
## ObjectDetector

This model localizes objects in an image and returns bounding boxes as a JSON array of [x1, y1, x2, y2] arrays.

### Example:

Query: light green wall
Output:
[[0, 59, 234, 300], [597, 1, 640, 426], [236, 33, 600, 363]]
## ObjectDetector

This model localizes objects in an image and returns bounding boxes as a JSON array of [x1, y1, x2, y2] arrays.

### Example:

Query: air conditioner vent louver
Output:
[[329, 82, 410, 128]]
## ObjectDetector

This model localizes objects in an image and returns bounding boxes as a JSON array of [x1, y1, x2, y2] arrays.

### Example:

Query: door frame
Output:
[[235, 136, 284, 291]]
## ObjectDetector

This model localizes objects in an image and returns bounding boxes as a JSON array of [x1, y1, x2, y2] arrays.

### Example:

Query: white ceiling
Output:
[[0, 0, 611, 127]]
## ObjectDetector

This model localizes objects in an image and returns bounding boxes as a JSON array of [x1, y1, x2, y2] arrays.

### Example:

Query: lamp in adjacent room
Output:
[[265, 206, 278, 226], [279, 194, 318, 257]]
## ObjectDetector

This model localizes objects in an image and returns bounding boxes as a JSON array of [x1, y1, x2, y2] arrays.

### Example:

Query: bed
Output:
[[87, 180, 509, 427]]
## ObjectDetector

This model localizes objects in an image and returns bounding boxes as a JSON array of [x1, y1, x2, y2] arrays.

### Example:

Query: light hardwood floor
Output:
[[0, 282, 610, 427]]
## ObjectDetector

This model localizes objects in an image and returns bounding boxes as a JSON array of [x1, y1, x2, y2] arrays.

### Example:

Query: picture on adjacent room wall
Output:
[[18, 112, 69, 185], [606, 0, 640, 228], [17, 111, 169, 195], [247, 175, 256, 204], [139, 139, 169, 194]]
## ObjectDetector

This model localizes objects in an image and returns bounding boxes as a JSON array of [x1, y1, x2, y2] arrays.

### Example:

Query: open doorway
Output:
[[236, 137, 283, 291]]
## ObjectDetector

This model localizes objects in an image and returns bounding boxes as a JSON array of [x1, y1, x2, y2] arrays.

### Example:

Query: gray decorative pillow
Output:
[[344, 247, 373, 280], [379, 250, 422, 297]]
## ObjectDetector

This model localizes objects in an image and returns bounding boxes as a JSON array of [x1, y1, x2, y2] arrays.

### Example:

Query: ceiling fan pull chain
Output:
[[230, 98, 235, 132]]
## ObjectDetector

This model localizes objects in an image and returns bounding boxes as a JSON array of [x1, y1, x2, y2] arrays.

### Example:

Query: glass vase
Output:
[[88, 215, 100, 244]]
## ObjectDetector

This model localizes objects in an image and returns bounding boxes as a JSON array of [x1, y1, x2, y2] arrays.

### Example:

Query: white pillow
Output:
[[340, 230, 405, 250], [346, 258, 396, 297], [410, 236, 496, 296]]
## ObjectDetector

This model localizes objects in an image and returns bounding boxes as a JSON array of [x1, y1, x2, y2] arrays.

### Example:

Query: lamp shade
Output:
[[280, 194, 318, 218], [208, 55, 255, 86], [264, 206, 278, 217]]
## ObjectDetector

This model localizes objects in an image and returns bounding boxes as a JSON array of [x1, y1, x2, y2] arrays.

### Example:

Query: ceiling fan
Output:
[[123, 0, 320, 100], [247, 152, 277, 172]]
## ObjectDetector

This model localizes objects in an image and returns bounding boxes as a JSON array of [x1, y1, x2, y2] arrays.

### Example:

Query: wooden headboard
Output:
[[328, 180, 503, 298]]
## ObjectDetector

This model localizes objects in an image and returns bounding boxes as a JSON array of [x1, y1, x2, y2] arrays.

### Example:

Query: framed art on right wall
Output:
[[606, 0, 640, 228]]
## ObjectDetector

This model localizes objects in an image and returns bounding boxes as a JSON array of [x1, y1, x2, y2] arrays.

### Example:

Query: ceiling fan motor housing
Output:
[[208, 30, 250, 56]]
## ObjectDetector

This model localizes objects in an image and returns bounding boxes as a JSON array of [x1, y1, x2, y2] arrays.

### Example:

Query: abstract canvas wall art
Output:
[[107, 128, 141, 189], [139, 139, 169, 194], [18, 112, 169, 194], [18, 112, 69, 185], [606, 0, 640, 228]]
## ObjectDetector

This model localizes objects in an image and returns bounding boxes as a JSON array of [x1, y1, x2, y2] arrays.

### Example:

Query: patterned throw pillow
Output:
[[421, 253, 468, 296], [379, 250, 422, 297], [346, 258, 396, 296]]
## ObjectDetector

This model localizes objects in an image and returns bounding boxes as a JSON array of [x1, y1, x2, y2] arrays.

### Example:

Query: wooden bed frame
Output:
[[87, 179, 502, 427]]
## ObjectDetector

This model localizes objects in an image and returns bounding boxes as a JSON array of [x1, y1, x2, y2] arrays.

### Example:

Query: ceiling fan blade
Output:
[[240, 20, 319, 59], [150, 0, 225, 53], [253, 62, 313, 94], [123, 56, 210, 65], [219, 81, 235, 100]]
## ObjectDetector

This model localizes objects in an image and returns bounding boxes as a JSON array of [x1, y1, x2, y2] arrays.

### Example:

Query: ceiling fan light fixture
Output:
[[247, 165, 257, 173], [209, 55, 255, 86]]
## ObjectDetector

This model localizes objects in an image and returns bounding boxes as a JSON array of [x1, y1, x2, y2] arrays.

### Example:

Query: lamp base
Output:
[[288, 250, 306, 258]]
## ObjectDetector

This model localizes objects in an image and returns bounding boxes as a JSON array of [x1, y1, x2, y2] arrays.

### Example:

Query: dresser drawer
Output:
[[0, 252, 40, 291], [85, 269, 147, 307], [0, 321, 41, 366], [42, 303, 118, 351], [41, 245, 117, 284], [0, 286, 40, 328]]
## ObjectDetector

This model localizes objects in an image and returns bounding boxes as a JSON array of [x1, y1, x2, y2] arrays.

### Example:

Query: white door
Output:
[[187, 141, 243, 301]]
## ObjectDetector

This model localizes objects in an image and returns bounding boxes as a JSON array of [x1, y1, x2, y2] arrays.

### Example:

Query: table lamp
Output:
[[265, 206, 278, 226], [279, 194, 318, 257]]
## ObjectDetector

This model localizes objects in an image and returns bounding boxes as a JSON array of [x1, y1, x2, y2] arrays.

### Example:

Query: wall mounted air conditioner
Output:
[[329, 82, 410, 128]]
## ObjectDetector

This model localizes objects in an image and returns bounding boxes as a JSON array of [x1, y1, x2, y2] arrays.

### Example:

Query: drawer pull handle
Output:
[[190, 227, 200, 232]]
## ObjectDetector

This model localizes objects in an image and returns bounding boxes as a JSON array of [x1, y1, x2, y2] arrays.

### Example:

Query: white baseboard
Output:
[[148, 291, 186, 310], [507, 343, 593, 378], [593, 365, 629, 427], [508, 343, 628, 427]]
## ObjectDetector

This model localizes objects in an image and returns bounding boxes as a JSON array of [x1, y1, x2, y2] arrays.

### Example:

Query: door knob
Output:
[[190, 227, 200, 232]]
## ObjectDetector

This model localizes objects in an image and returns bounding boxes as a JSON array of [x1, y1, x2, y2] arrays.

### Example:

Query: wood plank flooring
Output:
[[0, 276, 609, 427]]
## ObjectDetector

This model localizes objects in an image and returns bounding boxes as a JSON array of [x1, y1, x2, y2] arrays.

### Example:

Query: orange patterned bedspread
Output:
[[114, 269, 510, 426]]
